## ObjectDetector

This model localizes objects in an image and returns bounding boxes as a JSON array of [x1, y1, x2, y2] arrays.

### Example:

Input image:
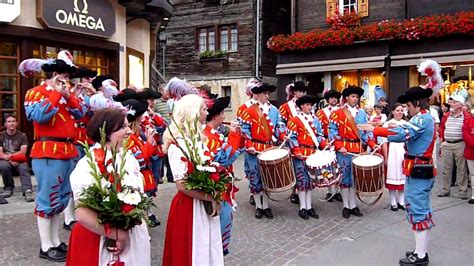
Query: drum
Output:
[[306, 150, 341, 188], [257, 148, 296, 193], [352, 153, 384, 197]]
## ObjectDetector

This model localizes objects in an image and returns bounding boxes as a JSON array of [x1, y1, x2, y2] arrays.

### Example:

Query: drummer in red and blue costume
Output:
[[359, 86, 436, 266], [236, 78, 260, 206], [240, 83, 286, 219], [21, 51, 86, 262], [203, 96, 243, 256], [329, 85, 376, 219], [316, 89, 343, 202], [287, 95, 326, 220]]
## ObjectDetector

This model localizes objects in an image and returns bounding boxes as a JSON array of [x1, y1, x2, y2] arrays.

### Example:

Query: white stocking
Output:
[[50, 215, 61, 247], [349, 187, 357, 209], [327, 185, 334, 194], [341, 188, 350, 209], [389, 190, 397, 207], [398, 190, 405, 206], [37, 216, 53, 252], [64, 198, 75, 225], [298, 191, 306, 210], [262, 193, 270, 209], [414, 229, 429, 258], [254, 192, 263, 209], [306, 190, 313, 210]]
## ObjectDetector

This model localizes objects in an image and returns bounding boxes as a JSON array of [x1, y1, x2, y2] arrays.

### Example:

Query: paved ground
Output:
[[0, 156, 473, 265]]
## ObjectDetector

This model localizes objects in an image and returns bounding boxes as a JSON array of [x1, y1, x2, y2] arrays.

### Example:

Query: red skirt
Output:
[[66, 222, 100, 266], [386, 183, 404, 191], [162, 191, 194, 266]]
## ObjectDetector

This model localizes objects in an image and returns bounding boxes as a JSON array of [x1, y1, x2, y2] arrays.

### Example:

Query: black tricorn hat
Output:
[[70, 67, 98, 79], [398, 86, 433, 103], [324, 89, 341, 100], [123, 99, 149, 122], [291, 81, 309, 92], [206, 96, 231, 121], [138, 89, 162, 100], [295, 95, 316, 107], [92, 75, 114, 90], [342, 85, 364, 97], [251, 83, 277, 94], [41, 59, 77, 75], [113, 88, 139, 102]]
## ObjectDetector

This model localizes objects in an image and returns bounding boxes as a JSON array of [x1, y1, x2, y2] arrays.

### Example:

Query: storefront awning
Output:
[[276, 55, 386, 75], [391, 49, 474, 67]]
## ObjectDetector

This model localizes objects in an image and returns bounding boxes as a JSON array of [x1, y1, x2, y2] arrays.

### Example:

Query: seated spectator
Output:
[[0, 114, 34, 202]]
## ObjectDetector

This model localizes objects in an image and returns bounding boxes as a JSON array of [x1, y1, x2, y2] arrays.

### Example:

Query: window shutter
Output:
[[326, 0, 337, 18], [358, 0, 369, 17]]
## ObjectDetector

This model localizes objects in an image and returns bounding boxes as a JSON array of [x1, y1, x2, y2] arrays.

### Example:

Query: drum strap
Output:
[[341, 108, 360, 140], [297, 114, 319, 147], [288, 99, 299, 118]]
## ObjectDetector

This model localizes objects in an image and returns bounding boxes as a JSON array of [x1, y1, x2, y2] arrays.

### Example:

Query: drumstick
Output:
[[278, 138, 288, 149], [370, 141, 386, 156], [346, 152, 360, 157], [322, 140, 335, 151]]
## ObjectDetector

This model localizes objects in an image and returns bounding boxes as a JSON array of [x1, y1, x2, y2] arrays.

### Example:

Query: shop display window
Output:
[[333, 69, 386, 107], [409, 64, 474, 107], [127, 48, 144, 88], [0, 41, 19, 129]]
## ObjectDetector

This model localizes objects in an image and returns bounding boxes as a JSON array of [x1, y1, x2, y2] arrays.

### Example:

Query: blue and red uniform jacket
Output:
[[24, 83, 85, 159]]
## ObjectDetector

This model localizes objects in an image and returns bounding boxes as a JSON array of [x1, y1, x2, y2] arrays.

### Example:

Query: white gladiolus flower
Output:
[[196, 165, 217, 172], [118, 190, 142, 205]]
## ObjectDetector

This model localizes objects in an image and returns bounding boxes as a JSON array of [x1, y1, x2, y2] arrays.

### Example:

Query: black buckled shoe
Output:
[[263, 208, 274, 219], [405, 251, 429, 259], [255, 208, 264, 219], [298, 209, 309, 220], [307, 208, 319, 219], [342, 207, 350, 219], [399, 253, 429, 265], [391, 205, 398, 211], [290, 194, 300, 204], [0, 196, 7, 205], [63, 221, 76, 231], [249, 195, 255, 206], [350, 207, 363, 217], [334, 192, 343, 202], [148, 214, 161, 227], [325, 193, 334, 202], [398, 203, 406, 211], [56, 242, 68, 253], [39, 247, 67, 262], [2, 189, 13, 198]]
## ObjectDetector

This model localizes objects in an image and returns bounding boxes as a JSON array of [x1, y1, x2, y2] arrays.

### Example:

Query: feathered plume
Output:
[[165, 77, 198, 100], [285, 83, 295, 101], [102, 79, 119, 99], [18, 58, 54, 77], [417, 59, 444, 96], [245, 78, 262, 97], [57, 50, 75, 67]]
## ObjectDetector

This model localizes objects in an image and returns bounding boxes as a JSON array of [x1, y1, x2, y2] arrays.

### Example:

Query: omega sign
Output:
[[36, 0, 116, 38]]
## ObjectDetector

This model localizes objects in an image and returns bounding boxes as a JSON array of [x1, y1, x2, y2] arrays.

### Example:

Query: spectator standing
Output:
[[369, 104, 387, 126], [378, 97, 390, 116], [0, 114, 34, 202], [462, 112, 474, 204], [438, 95, 470, 199], [153, 85, 174, 183]]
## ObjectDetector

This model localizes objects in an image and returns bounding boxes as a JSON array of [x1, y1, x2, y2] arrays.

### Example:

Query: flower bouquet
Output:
[[170, 117, 233, 216], [76, 124, 154, 251]]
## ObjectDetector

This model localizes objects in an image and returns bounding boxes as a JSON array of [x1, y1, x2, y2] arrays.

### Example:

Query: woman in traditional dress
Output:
[[162, 94, 224, 266], [66, 108, 151, 266], [381, 104, 409, 211]]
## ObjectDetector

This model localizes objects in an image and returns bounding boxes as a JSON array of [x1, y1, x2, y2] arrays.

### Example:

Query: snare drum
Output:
[[257, 148, 296, 192], [352, 153, 384, 197], [306, 150, 341, 188]]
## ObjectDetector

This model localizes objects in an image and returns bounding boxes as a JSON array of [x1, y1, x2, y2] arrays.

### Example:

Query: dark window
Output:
[[219, 25, 238, 52], [221, 86, 232, 108], [198, 27, 215, 52]]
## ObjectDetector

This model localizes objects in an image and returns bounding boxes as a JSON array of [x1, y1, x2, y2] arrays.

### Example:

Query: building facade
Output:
[[0, 0, 172, 137], [158, 0, 290, 119], [273, 0, 474, 107]]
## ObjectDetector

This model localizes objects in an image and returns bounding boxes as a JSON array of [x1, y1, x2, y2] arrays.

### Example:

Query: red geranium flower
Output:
[[209, 172, 220, 182]]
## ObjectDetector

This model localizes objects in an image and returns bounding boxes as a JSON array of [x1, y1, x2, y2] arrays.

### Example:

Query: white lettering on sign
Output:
[[55, 9, 105, 32]]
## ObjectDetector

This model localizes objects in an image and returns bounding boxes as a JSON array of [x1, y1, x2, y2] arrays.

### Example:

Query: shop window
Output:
[[334, 69, 386, 107], [198, 27, 216, 52], [221, 86, 232, 108], [409, 64, 474, 106], [219, 25, 238, 52], [127, 48, 144, 88], [31, 45, 109, 85], [0, 41, 19, 129]]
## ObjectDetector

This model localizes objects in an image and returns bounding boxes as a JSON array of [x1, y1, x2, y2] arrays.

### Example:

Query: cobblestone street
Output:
[[1, 156, 472, 265]]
